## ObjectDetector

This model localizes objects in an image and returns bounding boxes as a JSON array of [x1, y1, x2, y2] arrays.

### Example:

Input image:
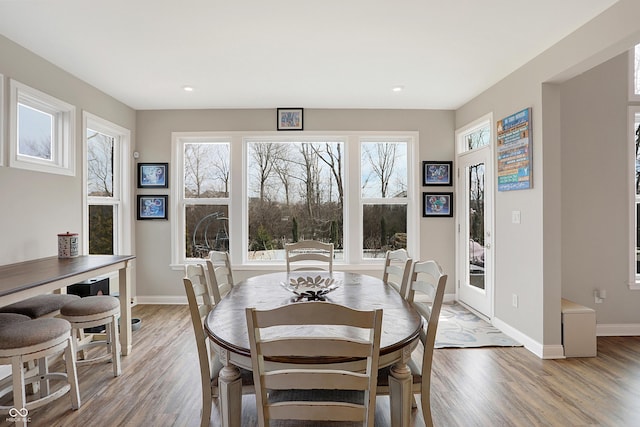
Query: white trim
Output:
[[171, 130, 419, 268], [597, 323, 640, 336], [629, 46, 640, 102], [82, 111, 132, 257], [8, 79, 75, 176], [629, 107, 640, 289], [492, 316, 565, 359]]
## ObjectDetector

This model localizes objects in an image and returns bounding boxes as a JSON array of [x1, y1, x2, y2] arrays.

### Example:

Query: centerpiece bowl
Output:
[[280, 275, 342, 301]]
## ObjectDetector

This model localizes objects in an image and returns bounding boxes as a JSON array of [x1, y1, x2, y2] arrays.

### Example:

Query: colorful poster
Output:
[[497, 108, 532, 191]]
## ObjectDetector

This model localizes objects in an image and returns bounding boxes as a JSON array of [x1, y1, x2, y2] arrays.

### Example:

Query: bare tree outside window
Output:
[[247, 141, 344, 259], [87, 128, 116, 255], [17, 103, 52, 160]]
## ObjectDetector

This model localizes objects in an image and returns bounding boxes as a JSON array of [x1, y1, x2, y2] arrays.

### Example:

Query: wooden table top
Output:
[[205, 271, 423, 360], [0, 255, 136, 297]]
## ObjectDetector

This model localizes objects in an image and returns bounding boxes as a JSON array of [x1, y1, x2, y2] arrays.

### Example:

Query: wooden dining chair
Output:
[[376, 260, 447, 427], [205, 250, 234, 304], [284, 240, 334, 273], [246, 302, 383, 427], [183, 264, 253, 427], [382, 248, 412, 298]]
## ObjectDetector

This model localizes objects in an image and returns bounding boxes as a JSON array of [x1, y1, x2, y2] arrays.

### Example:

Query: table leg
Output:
[[218, 356, 242, 427], [118, 261, 132, 356], [389, 361, 412, 427]]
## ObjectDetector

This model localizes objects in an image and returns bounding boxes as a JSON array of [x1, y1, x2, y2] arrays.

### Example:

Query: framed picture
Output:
[[277, 108, 303, 131], [137, 163, 168, 188], [137, 195, 168, 220], [423, 192, 453, 217], [423, 161, 452, 186]]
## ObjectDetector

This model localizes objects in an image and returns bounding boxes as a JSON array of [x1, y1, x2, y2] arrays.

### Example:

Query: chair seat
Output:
[[60, 295, 119, 318], [0, 294, 80, 318], [0, 318, 71, 354], [0, 313, 31, 327]]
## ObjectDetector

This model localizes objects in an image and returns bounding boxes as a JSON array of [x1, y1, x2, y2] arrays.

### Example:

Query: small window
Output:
[[9, 80, 75, 175]]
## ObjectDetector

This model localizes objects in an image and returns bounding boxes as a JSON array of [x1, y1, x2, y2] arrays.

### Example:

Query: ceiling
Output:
[[0, 0, 619, 111]]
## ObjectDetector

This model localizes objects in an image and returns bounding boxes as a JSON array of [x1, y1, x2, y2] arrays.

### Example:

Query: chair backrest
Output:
[[246, 302, 382, 427], [205, 250, 234, 304], [382, 249, 412, 298], [183, 264, 217, 426], [406, 260, 447, 425], [285, 240, 334, 273]]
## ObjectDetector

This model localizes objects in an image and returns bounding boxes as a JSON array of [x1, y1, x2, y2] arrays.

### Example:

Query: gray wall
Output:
[[455, 0, 640, 354], [134, 109, 455, 300], [0, 35, 136, 264], [560, 53, 640, 323]]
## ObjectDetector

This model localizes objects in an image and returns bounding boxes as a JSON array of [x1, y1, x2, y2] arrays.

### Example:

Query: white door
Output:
[[457, 145, 493, 317]]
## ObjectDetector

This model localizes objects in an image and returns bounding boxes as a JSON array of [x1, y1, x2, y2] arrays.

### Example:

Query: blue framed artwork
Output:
[[423, 161, 452, 186], [277, 108, 303, 131], [138, 163, 168, 188], [137, 195, 168, 220], [423, 192, 453, 217]]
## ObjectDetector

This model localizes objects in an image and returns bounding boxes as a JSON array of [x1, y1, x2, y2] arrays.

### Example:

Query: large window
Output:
[[172, 132, 417, 267], [9, 80, 75, 175], [83, 112, 131, 256]]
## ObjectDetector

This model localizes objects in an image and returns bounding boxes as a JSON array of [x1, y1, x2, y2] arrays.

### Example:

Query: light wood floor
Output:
[[4, 304, 640, 427]]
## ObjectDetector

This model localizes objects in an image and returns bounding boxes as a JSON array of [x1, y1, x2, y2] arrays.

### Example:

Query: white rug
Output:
[[435, 303, 522, 348]]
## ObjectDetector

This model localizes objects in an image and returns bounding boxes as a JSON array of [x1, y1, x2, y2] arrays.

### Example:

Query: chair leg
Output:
[[108, 316, 121, 377], [64, 336, 81, 410], [11, 356, 27, 427], [37, 356, 50, 397]]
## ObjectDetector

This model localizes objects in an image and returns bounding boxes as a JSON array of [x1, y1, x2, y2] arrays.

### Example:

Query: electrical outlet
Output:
[[512, 294, 518, 308]]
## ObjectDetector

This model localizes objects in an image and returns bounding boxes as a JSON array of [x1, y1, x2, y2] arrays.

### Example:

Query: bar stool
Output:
[[60, 295, 121, 377], [0, 317, 80, 427], [0, 294, 81, 319]]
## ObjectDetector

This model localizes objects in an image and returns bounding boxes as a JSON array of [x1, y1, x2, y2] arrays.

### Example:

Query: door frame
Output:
[[454, 114, 495, 320]]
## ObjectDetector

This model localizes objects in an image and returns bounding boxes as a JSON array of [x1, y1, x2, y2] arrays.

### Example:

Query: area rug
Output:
[[434, 302, 522, 348]]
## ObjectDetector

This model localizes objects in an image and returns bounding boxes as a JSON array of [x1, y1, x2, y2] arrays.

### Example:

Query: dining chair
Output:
[[284, 240, 334, 273], [246, 301, 383, 427], [382, 248, 412, 298], [376, 260, 447, 427], [205, 250, 234, 304], [183, 264, 253, 427]]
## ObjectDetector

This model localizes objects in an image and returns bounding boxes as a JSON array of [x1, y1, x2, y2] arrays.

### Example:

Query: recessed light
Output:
[[392, 85, 404, 92], [182, 85, 194, 92]]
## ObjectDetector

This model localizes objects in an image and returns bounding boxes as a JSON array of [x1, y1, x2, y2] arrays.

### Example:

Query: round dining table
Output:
[[205, 270, 423, 427]]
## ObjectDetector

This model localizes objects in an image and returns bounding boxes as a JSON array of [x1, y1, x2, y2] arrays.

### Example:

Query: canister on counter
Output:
[[58, 232, 79, 258]]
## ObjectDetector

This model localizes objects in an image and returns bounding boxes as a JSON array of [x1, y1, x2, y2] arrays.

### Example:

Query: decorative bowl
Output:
[[280, 275, 342, 300]]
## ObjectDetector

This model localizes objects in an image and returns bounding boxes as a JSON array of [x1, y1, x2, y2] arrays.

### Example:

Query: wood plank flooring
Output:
[[3, 304, 640, 426]]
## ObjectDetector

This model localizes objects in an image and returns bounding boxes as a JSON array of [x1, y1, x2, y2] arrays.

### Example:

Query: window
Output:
[[172, 135, 231, 261], [171, 132, 417, 267], [361, 139, 408, 259], [9, 80, 75, 175], [631, 43, 640, 100], [83, 112, 131, 256], [630, 108, 640, 288]]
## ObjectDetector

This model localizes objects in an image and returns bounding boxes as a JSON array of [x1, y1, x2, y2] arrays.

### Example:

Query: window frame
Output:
[[629, 45, 640, 102], [629, 107, 640, 289], [9, 79, 75, 176], [171, 131, 418, 269], [82, 111, 132, 257]]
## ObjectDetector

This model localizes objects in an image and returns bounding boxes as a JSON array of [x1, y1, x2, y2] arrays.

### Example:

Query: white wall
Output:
[[0, 35, 136, 265], [134, 109, 455, 302], [455, 0, 640, 355]]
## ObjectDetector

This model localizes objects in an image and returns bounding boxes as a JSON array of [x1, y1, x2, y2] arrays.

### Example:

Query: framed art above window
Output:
[[277, 108, 303, 131]]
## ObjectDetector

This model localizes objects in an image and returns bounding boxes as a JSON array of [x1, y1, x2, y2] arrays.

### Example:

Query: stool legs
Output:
[[106, 314, 121, 377], [64, 336, 81, 409]]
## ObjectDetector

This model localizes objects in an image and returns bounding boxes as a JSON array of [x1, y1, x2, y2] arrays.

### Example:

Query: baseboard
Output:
[[596, 323, 640, 336], [136, 295, 187, 305], [492, 316, 565, 359]]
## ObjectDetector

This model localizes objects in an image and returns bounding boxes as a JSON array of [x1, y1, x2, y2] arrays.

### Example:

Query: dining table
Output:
[[205, 270, 423, 427]]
